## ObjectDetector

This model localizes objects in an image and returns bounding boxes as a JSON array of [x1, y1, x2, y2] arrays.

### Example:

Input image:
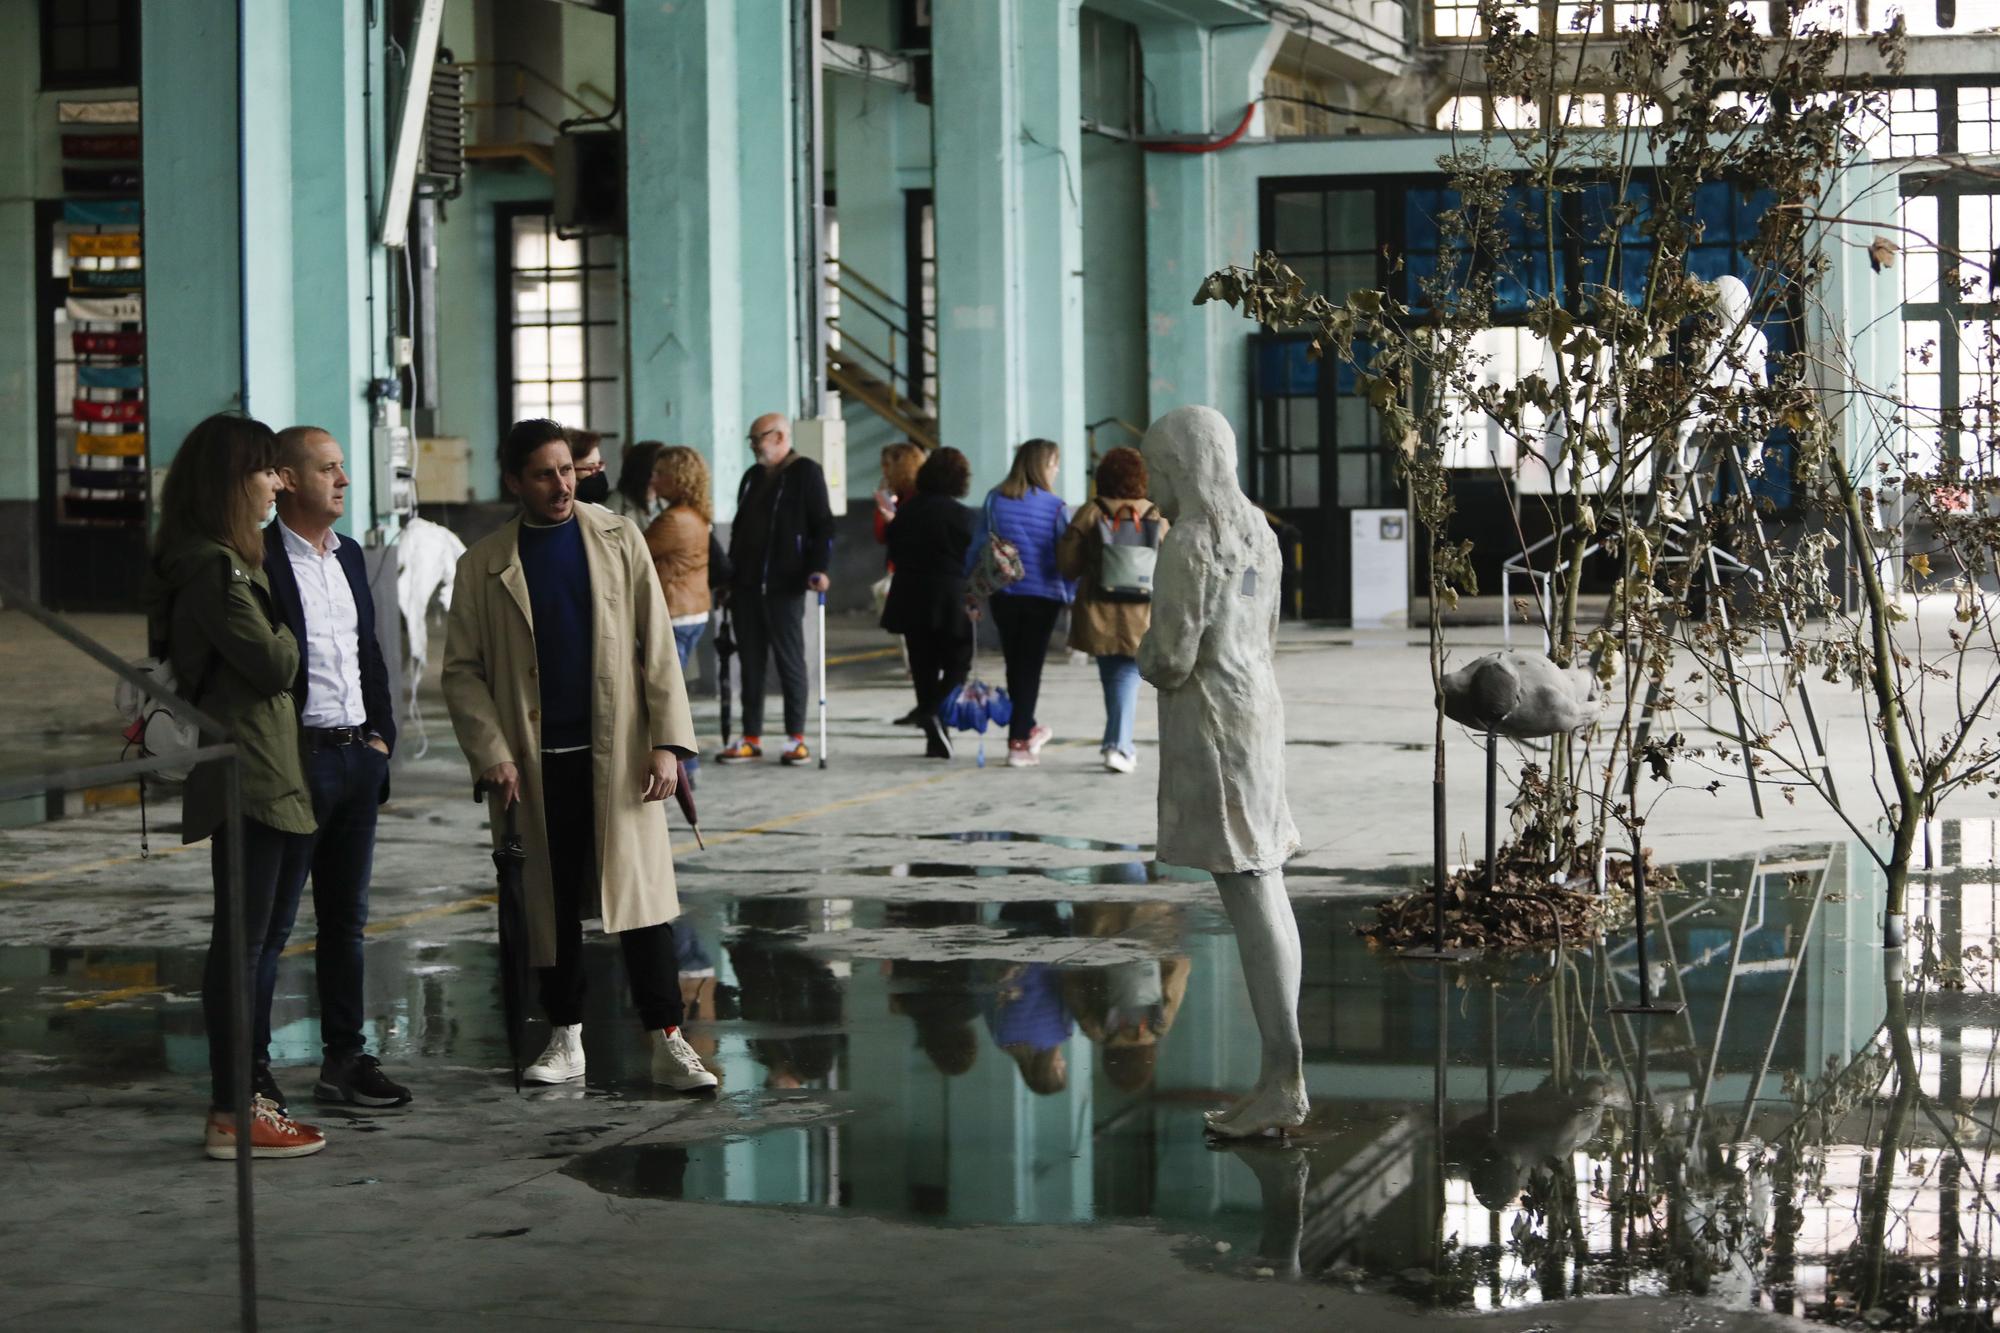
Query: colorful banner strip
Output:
[[63, 133, 140, 160], [67, 295, 142, 322], [69, 269, 142, 293], [62, 200, 140, 226], [73, 331, 144, 356], [75, 399, 144, 424], [78, 364, 145, 390], [67, 233, 140, 259], [76, 431, 145, 457]]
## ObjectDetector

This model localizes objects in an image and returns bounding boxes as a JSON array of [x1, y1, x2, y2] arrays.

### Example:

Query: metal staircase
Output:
[[825, 260, 939, 450]]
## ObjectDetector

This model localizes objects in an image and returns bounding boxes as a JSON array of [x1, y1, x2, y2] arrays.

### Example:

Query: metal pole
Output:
[[817, 591, 828, 768], [1611, 779, 1683, 1016], [225, 761, 259, 1330], [1484, 729, 1499, 893], [1403, 731, 1473, 960]]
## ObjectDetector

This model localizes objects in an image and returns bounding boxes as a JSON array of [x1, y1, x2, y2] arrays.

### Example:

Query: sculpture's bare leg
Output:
[[1205, 869, 1309, 1138]]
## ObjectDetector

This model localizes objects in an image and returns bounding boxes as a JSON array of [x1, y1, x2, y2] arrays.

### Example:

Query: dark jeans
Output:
[[732, 589, 808, 739], [539, 749, 684, 1031], [266, 739, 388, 1064], [204, 817, 315, 1110], [904, 630, 972, 716], [989, 593, 1064, 742]]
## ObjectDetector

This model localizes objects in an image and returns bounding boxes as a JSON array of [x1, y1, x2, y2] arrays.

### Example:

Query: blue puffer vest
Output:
[[967, 486, 1075, 604]]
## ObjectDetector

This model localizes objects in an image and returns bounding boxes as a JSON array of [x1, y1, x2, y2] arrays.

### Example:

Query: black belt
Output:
[[303, 725, 368, 748]]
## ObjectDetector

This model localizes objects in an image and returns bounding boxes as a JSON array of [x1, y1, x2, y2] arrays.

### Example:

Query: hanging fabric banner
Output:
[[78, 364, 145, 390], [67, 233, 141, 259], [67, 295, 143, 322], [69, 267, 142, 293], [75, 399, 144, 423], [62, 199, 140, 226], [58, 100, 139, 125], [76, 431, 146, 457], [63, 133, 140, 159], [73, 330, 144, 355]]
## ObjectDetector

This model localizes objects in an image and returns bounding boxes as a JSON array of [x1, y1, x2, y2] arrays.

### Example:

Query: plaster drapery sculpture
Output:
[[1680, 274, 1770, 482], [1441, 650, 1600, 737], [1137, 405, 1306, 1139]]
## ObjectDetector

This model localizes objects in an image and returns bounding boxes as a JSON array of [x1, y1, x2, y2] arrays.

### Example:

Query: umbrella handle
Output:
[[473, 780, 519, 841]]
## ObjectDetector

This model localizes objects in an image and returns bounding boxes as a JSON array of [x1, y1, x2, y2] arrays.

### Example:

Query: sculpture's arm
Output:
[[1138, 536, 1204, 691]]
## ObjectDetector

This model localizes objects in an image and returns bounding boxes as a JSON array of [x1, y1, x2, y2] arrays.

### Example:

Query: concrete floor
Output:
[[0, 606, 1959, 1329]]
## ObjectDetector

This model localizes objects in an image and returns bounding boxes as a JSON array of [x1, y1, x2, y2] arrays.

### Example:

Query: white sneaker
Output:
[[651, 1028, 720, 1091], [1104, 748, 1137, 774], [1027, 725, 1053, 756], [524, 1024, 586, 1084]]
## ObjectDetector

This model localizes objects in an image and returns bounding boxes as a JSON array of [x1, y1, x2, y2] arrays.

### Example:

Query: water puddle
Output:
[[18, 822, 2000, 1324]]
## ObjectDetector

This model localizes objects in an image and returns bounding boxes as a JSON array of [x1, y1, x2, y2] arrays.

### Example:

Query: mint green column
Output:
[[143, 0, 249, 471], [1137, 20, 1279, 437], [623, 2, 799, 521], [931, 0, 1086, 497], [288, 0, 382, 532]]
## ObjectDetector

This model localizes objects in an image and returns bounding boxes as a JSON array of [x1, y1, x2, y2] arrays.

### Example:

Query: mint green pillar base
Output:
[[623, 2, 799, 522]]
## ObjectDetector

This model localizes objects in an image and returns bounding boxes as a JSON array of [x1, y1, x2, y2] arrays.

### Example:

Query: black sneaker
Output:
[[254, 1063, 288, 1114], [893, 707, 925, 727], [923, 715, 953, 760], [315, 1053, 413, 1107]]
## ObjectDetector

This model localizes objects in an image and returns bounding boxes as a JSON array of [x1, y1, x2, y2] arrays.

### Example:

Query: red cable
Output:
[[1141, 102, 1258, 154]]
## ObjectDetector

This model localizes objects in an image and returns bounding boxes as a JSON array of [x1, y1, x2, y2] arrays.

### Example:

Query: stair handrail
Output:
[[460, 60, 614, 143], [826, 317, 917, 405]]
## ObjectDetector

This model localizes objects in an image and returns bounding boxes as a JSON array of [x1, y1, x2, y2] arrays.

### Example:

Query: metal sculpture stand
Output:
[[1610, 769, 1685, 1017], [1401, 744, 1475, 961]]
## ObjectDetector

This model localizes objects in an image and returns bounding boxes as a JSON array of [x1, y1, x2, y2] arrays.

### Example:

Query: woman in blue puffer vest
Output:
[[967, 438, 1075, 767]]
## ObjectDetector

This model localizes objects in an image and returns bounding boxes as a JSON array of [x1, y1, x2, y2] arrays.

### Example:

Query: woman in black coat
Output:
[[882, 447, 974, 759]]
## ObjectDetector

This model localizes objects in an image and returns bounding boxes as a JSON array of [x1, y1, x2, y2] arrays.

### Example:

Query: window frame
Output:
[[493, 201, 622, 447], [39, 0, 140, 92]]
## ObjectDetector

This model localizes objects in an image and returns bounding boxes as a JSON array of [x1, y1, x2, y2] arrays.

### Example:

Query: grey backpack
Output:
[[1096, 509, 1162, 603]]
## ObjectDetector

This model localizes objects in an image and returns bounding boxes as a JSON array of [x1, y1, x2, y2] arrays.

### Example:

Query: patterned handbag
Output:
[[967, 493, 1025, 601]]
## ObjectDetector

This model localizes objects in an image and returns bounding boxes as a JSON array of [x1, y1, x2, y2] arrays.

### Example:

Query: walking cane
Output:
[[817, 590, 829, 768]]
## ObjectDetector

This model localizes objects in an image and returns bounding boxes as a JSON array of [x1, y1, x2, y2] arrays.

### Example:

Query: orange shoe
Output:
[[204, 1095, 328, 1160], [779, 736, 811, 765], [715, 737, 762, 763]]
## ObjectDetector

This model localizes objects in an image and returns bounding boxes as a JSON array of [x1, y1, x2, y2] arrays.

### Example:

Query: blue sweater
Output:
[[518, 518, 593, 751], [966, 487, 1074, 603]]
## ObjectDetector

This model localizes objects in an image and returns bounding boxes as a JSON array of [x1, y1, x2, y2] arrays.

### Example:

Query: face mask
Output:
[[263, 501, 279, 527], [575, 472, 610, 504]]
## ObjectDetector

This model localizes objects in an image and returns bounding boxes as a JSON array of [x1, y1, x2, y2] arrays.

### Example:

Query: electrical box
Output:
[[415, 435, 473, 504], [370, 395, 417, 521], [792, 414, 847, 516]]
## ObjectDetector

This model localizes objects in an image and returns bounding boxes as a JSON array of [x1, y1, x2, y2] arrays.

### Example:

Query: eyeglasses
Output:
[[573, 458, 606, 477], [747, 429, 780, 445]]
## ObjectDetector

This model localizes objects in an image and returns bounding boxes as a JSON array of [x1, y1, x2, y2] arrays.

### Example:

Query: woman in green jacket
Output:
[[145, 413, 326, 1161]]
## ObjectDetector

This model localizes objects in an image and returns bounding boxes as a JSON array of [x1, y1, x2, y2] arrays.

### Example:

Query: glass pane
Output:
[[1959, 195, 1995, 300], [1325, 254, 1376, 306], [1286, 454, 1319, 509], [1288, 394, 1319, 447], [513, 277, 549, 317], [1271, 193, 1322, 252], [514, 327, 550, 373], [1902, 320, 1942, 474], [1335, 395, 1372, 447], [1902, 194, 1938, 305], [512, 221, 548, 269], [547, 234, 583, 268], [1337, 451, 1375, 508], [587, 324, 621, 374], [549, 326, 585, 378], [1326, 191, 1375, 247]]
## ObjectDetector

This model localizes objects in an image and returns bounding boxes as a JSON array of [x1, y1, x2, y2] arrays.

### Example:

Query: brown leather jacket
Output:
[[1057, 496, 1167, 658], [644, 506, 712, 618]]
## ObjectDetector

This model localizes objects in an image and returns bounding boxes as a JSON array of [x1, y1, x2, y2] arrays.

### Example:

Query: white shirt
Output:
[[279, 519, 369, 728]]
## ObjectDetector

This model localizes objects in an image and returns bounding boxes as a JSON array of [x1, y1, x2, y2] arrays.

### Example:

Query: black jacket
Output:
[[730, 453, 835, 594], [263, 522, 397, 799], [881, 494, 974, 640]]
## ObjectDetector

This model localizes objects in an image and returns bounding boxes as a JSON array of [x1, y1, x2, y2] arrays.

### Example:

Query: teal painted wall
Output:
[[1080, 132, 1149, 460]]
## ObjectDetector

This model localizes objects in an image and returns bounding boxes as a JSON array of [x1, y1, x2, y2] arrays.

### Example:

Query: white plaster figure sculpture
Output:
[[1441, 650, 1600, 738], [1679, 274, 1769, 481], [1137, 405, 1306, 1139]]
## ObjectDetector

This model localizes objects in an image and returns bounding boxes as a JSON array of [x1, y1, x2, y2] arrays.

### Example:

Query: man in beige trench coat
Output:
[[442, 418, 718, 1091]]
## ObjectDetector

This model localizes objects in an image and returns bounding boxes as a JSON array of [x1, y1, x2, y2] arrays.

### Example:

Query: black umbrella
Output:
[[714, 602, 737, 748], [674, 758, 704, 850], [475, 781, 532, 1092]]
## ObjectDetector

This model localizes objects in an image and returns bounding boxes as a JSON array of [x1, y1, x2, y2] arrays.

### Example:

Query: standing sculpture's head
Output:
[[1711, 273, 1752, 329], [1139, 405, 1242, 524]]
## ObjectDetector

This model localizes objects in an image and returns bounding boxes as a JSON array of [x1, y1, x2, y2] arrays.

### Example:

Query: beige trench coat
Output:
[[442, 505, 698, 967]]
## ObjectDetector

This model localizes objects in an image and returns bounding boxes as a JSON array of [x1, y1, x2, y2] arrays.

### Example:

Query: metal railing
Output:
[[0, 579, 262, 1329], [824, 259, 936, 424], [458, 59, 614, 146]]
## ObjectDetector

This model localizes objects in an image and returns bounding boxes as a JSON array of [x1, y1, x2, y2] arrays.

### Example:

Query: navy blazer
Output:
[[263, 523, 398, 795]]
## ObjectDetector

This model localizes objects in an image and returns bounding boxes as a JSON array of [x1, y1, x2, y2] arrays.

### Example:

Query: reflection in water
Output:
[[16, 823, 2000, 1324]]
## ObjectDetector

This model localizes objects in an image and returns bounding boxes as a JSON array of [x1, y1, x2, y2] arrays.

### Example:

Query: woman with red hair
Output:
[[1057, 446, 1166, 774]]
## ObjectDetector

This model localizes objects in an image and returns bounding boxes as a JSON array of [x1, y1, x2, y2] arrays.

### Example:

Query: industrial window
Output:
[[1899, 178, 2000, 476], [497, 205, 622, 441], [40, 0, 138, 90]]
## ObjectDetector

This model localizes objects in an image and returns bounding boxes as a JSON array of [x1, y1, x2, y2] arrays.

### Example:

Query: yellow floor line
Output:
[[824, 646, 902, 667], [1, 840, 203, 891], [55, 744, 1038, 1011]]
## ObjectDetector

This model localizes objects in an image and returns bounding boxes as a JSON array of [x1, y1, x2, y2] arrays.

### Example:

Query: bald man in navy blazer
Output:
[[264, 425, 410, 1110]]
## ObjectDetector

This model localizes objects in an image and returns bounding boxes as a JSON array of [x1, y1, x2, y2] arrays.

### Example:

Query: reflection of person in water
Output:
[[981, 961, 1073, 1094], [725, 900, 846, 1088], [883, 902, 983, 1076], [1061, 903, 1190, 1093], [1443, 1076, 1620, 1210]]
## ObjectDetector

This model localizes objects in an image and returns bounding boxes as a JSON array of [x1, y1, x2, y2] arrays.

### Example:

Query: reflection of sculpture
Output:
[[1137, 405, 1306, 1138], [1441, 650, 1599, 737], [884, 902, 984, 1076], [1443, 1076, 1619, 1209], [1680, 274, 1769, 482]]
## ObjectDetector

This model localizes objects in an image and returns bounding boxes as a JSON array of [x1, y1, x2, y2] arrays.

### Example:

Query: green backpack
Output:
[[1096, 509, 1162, 603]]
